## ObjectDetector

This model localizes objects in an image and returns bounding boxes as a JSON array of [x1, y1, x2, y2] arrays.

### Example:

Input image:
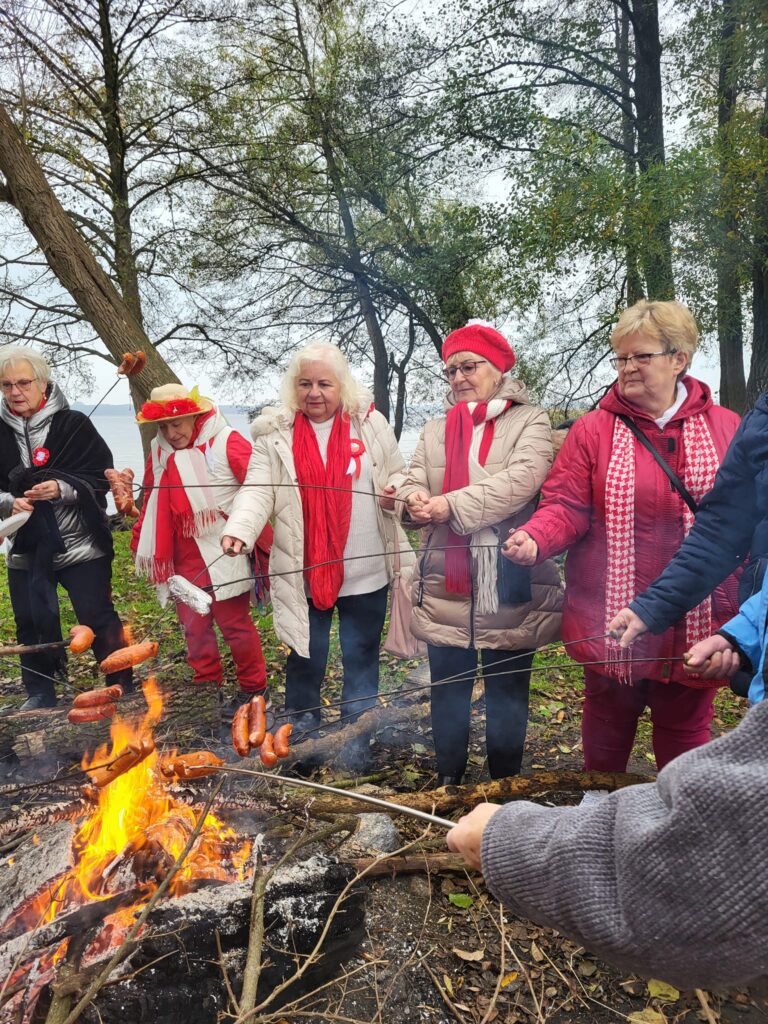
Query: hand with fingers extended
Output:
[[503, 529, 538, 565], [24, 480, 60, 502], [12, 497, 34, 514], [221, 535, 245, 556], [378, 484, 397, 511], [607, 608, 649, 648], [683, 634, 741, 679], [446, 803, 502, 871], [405, 489, 433, 524]]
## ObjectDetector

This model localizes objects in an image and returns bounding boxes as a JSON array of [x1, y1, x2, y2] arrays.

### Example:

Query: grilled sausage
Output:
[[87, 743, 144, 788], [130, 350, 147, 375], [67, 703, 117, 724], [273, 723, 293, 759], [259, 731, 278, 767], [117, 352, 136, 375], [73, 684, 123, 708], [231, 704, 251, 757], [162, 751, 224, 780], [99, 642, 158, 674], [68, 625, 95, 653], [248, 695, 267, 749]]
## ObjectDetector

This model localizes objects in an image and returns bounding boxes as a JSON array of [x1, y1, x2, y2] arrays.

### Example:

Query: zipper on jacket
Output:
[[416, 530, 433, 607], [469, 564, 476, 648], [23, 420, 34, 464]]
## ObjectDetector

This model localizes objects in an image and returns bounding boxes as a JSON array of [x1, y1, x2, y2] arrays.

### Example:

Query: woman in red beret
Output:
[[397, 321, 562, 785]]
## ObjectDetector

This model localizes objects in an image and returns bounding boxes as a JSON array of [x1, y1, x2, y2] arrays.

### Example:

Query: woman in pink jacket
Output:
[[504, 300, 741, 779]]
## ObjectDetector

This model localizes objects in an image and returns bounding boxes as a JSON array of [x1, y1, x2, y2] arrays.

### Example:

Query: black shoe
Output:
[[285, 709, 322, 739], [19, 694, 58, 711], [437, 773, 463, 788]]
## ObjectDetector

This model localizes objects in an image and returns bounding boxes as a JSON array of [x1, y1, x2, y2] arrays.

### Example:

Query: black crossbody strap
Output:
[[617, 414, 698, 515]]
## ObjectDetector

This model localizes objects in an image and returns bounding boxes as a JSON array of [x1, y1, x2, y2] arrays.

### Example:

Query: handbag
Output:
[[496, 538, 532, 605], [383, 546, 427, 659]]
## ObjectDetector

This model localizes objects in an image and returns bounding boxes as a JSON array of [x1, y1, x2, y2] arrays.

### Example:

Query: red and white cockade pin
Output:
[[32, 447, 50, 466], [348, 438, 365, 479]]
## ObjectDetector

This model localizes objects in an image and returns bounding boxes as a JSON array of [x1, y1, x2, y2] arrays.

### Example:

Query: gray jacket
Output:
[[481, 698, 768, 992], [0, 384, 107, 569]]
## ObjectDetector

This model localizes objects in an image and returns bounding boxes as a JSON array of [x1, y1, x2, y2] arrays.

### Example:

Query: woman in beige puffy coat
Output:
[[222, 344, 413, 762], [398, 322, 562, 785]]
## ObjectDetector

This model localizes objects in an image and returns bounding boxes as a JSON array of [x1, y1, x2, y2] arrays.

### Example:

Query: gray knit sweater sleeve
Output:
[[481, 700, 768, 991]]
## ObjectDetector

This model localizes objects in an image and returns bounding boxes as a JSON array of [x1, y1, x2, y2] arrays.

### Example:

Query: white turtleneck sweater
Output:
[[309, 418, 388, 597]]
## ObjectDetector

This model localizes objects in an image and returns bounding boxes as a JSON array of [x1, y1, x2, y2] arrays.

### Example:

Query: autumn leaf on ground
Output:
[[452, 947, 484, 962], [628, 1010, 667, 1024], [646, 979, 679, 1000]]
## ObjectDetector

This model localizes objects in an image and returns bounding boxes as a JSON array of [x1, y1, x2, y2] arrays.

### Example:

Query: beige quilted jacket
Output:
[[224, 404, 414, 658], [397, 377, 562, 650]]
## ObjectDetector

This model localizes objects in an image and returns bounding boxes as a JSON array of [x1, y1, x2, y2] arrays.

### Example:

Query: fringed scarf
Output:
[[443, 399, 512, 600], [135, 409, 223, 583], [604, 413, 721, 682], [293, 411, 353, 610]]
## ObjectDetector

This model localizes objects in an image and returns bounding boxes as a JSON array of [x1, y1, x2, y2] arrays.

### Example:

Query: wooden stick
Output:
[[0, 640, 69, 657]]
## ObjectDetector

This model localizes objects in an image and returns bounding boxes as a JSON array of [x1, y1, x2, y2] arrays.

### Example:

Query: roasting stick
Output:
[[216, 764, 456, 830]]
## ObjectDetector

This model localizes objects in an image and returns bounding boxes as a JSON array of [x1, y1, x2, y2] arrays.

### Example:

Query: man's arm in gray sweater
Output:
[[479, 700, 768, 992]]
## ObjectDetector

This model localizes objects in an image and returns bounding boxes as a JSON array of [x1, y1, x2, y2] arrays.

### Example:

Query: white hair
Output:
[[0, 345, 51, 386], [280, 343, 373, 415]]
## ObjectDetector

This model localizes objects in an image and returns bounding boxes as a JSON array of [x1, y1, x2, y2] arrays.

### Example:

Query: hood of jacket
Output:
[[442, 374, 532, 413], [599, 374, 713, 425], [0, 382, 69, 446]]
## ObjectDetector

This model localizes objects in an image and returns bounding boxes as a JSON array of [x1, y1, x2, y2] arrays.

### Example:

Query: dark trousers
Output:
[[427, 645, 534, 779], [581, 668, 716, 772], [8, 556, 132, 699], [285, 585, 389, 721]]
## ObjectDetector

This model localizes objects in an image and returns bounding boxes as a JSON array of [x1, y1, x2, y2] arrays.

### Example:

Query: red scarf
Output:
[[442, 400, 511, 594], [293, 411, 353, 610]]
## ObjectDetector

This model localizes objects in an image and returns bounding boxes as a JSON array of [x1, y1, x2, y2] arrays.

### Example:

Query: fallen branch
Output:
[[283, 769, 650, 819], [283, 702, 430, 767], [343, 853, 474, 878]]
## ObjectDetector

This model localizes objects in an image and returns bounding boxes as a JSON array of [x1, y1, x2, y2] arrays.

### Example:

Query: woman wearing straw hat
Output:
[[132, 384, 272, 706]]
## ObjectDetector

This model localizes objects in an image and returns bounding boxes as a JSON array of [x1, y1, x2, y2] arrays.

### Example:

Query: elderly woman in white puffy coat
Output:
[[222, 344, 414, 757]]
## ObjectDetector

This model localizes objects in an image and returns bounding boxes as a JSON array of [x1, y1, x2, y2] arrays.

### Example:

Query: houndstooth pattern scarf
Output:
[[604, 413, 721, 683]]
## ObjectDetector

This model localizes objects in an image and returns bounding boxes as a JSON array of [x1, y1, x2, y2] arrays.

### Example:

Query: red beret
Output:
[[441, 321, 516, 373]]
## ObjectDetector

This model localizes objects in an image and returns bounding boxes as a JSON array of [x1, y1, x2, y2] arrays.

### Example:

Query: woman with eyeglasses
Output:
[[397, 321, 563, 786], [503, 300, 741, 787], [0, 345, 132, 710]]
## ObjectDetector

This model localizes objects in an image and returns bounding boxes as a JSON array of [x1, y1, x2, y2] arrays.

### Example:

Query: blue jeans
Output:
[[427, 645, 534, 779], [285, 585, 389, 721]]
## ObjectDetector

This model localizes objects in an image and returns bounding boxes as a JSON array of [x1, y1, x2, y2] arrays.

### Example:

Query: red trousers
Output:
[[581, 668, 716, 772], [173, 537, 266, 692]]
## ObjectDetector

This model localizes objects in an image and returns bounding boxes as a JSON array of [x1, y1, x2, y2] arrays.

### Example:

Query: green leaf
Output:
[[448, 893, 474, 909]]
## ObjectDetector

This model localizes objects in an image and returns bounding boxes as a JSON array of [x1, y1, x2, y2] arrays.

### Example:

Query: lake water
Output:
[[92, 411, 420, 480]]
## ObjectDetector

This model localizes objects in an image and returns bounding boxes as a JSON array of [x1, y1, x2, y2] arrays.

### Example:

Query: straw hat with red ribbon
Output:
[[136, 384, 214, 424]]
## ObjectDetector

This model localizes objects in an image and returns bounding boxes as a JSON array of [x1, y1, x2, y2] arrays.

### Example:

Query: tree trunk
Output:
[[618, 6, 644, 304], [631, 0, 675, 300], [747, 65, 768, 406], [0, 103, 179, 406], [716, 0, 747, 412]]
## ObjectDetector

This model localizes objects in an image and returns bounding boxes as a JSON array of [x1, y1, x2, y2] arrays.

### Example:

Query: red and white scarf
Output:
[[604, 413, 721, 682], [135, 409, 223, 583], [442, 398, 512, 595], [293, 410, 355, 610]]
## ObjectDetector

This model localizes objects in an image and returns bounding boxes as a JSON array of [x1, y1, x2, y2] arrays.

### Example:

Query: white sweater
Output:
[[309, 418, 388, 597]]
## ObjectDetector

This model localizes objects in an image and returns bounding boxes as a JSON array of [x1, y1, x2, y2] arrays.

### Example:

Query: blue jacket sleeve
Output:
[[718, 590, 763, 675], [630, 399, 768, 634]]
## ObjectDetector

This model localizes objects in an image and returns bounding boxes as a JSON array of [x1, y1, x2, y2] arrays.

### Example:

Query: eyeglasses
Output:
[[443, 360, 488, 380], [0, 377, 38, 393], [608, 350, 677, 371]]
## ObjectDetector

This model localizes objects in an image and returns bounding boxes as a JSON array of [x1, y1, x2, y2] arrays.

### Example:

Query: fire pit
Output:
[[0, 680, 366, 1023]]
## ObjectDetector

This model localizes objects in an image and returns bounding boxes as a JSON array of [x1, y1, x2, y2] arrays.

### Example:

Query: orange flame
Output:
[[18, 677, 250, 932]]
